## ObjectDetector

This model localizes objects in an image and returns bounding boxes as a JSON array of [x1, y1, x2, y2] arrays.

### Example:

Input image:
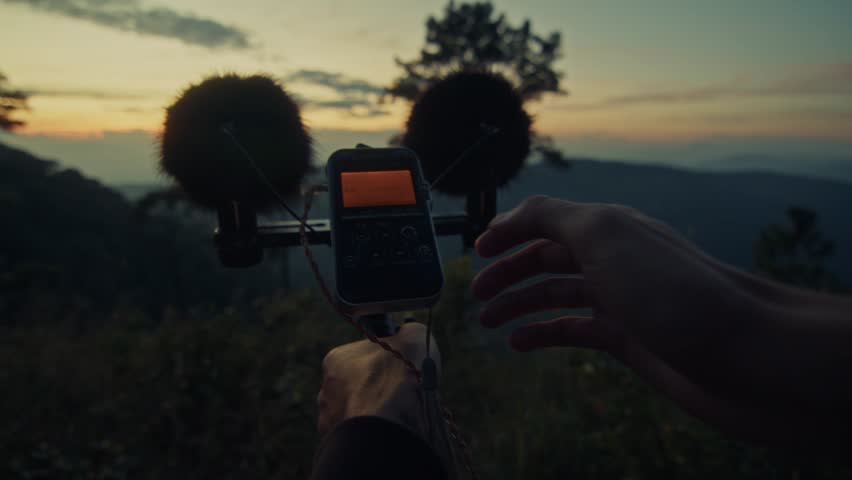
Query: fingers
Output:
[[476, 195, 580, 258], [509, 316, 609, 352], [476, 197, 650, 263], [478, 277, 590, 327], [472, 239, 580, 300]]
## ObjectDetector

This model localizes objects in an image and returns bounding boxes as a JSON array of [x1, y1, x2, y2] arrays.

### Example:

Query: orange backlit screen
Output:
[[341, 170, 417, 208]]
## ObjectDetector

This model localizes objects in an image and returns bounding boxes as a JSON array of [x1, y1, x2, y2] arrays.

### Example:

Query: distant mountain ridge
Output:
[[681, 153, 852, 184], [491, 159, 852, 282], [0, 141, 285, 318], [554, 135, 852, 185]]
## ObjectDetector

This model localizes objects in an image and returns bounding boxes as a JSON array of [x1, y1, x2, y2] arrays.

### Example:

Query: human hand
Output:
[[472, 195, 760, 360], [317, 322, 440, 438], [471, 196, 787, 443]]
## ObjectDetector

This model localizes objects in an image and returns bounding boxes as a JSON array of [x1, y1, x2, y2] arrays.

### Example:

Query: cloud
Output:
[[2, 0, 251, 49], [283, 69, 390, 118], [679, 106, 852, 122], [299, 98, 390, 118], [24, 87, 158, 100], [566, 63, 852, 111], [115, 106, 159, 114], [284, 70, 386, 96]]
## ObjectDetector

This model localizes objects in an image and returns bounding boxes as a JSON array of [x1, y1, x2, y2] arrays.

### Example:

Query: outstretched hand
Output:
[[472, 196, 758, 358], [471, 196, 797, 445]]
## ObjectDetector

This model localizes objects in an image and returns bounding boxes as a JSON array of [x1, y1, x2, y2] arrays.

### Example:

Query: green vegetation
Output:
[[0, 290, 347, 479], [2, 258, 850, 479], [755, 206, 846, 292], [385, 2, 563, 102]]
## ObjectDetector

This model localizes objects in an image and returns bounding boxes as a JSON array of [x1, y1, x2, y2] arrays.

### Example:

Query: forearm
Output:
[[700, 268, 852, 440], [752, 287, 852, 412], [312, 416, 449, 480]]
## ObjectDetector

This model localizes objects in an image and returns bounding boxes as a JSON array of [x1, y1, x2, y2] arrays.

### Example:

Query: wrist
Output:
[[347, 374, 425, 433], [345, 360, 456, 471], [666, 263, 781, 404], [710, 265, 852, 412]]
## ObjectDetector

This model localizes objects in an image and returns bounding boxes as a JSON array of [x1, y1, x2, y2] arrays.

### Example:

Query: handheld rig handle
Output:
[[356, 313, 399, 338]]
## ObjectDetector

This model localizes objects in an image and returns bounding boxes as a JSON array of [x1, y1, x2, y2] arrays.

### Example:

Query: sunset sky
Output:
[[1, 0, 851, 182]]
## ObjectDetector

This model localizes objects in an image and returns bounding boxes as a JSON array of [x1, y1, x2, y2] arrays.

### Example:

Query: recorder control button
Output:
[[368, 250, 385, 264], [351, 231, 370, 250], [416, 245, 432, 258], [343, 255, 358, 269], [393, 248, 409, 260], [400, 225, 418, 240]]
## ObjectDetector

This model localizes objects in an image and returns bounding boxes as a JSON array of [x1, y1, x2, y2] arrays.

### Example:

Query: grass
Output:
[[0, 258, 848, 479]]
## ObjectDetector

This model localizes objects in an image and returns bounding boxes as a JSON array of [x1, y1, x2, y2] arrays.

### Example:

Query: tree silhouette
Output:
[[386, 1, 569, 165], [754, 206, 844, 292], [0, 72, 29, 131], [386, 1, 563, 102]]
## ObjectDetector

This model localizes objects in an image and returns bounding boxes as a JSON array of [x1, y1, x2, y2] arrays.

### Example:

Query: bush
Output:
[[1, 259, 848, 479]]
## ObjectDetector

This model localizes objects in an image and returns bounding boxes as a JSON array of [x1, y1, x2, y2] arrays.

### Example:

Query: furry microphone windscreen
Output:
[[402, 71, 532, 196], [160, 74, 312, 211]]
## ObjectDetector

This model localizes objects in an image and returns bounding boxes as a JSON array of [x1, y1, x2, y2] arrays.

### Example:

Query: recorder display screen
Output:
[[341, 170, 417, 208]]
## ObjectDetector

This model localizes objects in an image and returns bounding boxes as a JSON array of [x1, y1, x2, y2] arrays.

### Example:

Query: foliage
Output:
[[2, 259, 849, 479], [0, 71, 29, 131], [386, 1, 563, 103], [0, 290, 352, 479], [0, 142, 289, 326], [754, 206, 845, 291]]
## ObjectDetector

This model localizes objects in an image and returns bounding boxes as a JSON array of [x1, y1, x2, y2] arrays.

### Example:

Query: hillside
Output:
[[0, 142, 284, 323]]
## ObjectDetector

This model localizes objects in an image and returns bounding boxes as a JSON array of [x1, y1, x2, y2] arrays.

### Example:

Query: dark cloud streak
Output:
[[25, 87, 158, 100], [284, 70, 385, 96], [284, 69, 390, 118], [302, 99, 389, 118], [2, 0, 251, 49]]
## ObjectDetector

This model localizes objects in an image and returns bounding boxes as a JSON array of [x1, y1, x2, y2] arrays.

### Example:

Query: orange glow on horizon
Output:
[[11, 92, 852, 142]]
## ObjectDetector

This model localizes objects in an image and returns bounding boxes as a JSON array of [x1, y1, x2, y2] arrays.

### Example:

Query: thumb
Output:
[[509, 316, 609, 352]]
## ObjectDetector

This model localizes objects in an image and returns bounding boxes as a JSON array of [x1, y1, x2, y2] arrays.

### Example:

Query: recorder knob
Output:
[[400, 225, 418, 240]]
